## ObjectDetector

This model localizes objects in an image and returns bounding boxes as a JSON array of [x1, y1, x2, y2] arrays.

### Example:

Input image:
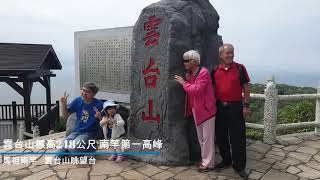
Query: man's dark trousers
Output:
[[215, 101, 246, 171]]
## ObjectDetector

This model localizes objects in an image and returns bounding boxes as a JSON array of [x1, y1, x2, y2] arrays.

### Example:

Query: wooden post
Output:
[[56, 101, 60, 117], [44, 76, 52, 132], [23, 79, 33, 133], [12, 101, 17, 141]]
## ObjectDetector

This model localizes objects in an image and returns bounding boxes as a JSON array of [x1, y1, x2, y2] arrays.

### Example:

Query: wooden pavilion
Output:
[[0, 43, 62, 137]]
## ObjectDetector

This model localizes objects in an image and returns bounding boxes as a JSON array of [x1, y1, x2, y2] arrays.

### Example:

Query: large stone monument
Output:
[[128, 0, 223, 165]]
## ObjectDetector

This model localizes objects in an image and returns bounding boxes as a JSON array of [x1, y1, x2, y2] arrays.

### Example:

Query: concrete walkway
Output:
[[1, 132, 320, 180]]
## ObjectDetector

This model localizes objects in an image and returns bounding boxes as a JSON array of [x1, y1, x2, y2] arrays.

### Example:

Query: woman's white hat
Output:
[[103, 100, 120, 109]]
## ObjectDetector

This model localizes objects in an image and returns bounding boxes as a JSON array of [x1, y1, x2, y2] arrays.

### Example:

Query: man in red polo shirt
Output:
[[212, 43, 250, 179]]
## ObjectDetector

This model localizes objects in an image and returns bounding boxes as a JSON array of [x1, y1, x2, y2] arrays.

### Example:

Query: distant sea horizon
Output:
[[0, 69, 318, 105], [249, 69, 319, 88]]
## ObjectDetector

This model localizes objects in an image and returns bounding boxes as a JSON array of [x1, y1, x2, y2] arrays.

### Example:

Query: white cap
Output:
[[103, 100, 119, 109]]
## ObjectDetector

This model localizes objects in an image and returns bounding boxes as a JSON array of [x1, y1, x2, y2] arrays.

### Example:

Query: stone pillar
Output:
[[33, 126, 40, 138], [128, 0, 222, 165], [49, 130, 54, 135], [31, 122, 34, 131], [315, 82, 320, 135], [263, 76, 278, 144]]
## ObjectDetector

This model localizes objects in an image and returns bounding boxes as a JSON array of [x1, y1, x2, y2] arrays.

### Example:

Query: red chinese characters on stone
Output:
[[142, 58, 161, 123], [141, 15, 162, 123], [144, 15, 162, 31], [143, 15, 162, 47], [142, 99, 160, 123], [142, 58, 160, 88]]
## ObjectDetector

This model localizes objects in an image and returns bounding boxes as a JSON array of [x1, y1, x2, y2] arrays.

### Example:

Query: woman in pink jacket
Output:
[[175, 50, 217, 172]]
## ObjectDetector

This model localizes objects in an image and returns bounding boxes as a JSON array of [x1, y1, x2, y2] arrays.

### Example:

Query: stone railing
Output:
[[247, 76, 320, 144]]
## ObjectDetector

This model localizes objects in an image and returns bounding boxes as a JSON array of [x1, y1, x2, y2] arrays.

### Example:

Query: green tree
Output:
[[278, 100, 315, 124], [277, 100, 315, 134]]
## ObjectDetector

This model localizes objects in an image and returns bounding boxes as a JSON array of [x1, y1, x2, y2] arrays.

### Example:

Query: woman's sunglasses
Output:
[[183, 59, 192, 63]]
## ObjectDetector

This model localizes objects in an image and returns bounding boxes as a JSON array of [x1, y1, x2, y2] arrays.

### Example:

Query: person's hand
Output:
[[93, 107, 102, 120], [243, 107, 251, 120], [100, 116, 109, 124], [102, 116, 111, 124], [107, 119, 114, 128], [60, 91, 69, 106], [185, 73, 191, 80], [107, 117, 112, 123], [174, 75, 185, 85]]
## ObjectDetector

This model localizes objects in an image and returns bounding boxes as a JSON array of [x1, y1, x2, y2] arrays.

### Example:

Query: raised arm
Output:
[[183, 69, 209, 95]]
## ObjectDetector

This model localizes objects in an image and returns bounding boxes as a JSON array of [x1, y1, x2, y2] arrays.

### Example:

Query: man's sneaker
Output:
[[235, 169, 249, 179], [214, 161, 231, 170]]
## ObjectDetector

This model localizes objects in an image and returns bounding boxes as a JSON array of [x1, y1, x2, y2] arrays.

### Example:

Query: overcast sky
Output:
[[0, 0, 319, 103]]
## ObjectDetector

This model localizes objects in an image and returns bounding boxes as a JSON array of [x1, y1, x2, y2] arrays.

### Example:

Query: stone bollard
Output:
[[33, 126, 40, 138], [31, 122, 34, 131], [315, 82, 320, 135], [263, 76, 278, 144], [48, 130, 54, 135], [19, 121, 25, 141]]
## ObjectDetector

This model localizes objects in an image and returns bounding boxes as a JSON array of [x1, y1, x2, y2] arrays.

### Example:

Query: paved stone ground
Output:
[[1, 132, 320, 180]]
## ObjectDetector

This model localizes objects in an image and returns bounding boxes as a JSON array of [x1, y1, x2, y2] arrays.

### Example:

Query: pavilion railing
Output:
[[247, 76, 320, 144], [0, 102, 59, 120], [0, 101, 60, 140]]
